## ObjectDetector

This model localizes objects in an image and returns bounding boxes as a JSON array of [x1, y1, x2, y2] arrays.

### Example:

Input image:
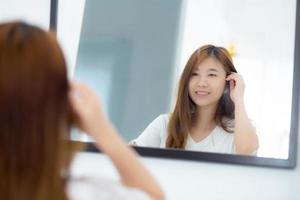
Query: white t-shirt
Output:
[[67, 176, 150, 200], [131, 114, 236, 154]]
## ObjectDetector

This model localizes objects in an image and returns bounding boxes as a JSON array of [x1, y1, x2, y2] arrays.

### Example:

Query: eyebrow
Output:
[[193, 67, 220, 73], [208, 68, 219, 73]]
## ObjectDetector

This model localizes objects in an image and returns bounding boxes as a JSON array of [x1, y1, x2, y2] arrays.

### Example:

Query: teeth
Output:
[[196, 91, 208, 94], [196, 91, 209, 95]]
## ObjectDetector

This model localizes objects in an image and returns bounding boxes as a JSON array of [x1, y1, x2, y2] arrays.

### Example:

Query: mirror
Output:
[[53, 0, 299, 168]]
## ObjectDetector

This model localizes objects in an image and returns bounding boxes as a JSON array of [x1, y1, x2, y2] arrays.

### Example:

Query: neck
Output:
[[193, 103, 218, 131]]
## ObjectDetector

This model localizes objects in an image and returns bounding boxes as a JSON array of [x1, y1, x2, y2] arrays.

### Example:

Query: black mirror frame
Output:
[[50, 0, 299, 169]]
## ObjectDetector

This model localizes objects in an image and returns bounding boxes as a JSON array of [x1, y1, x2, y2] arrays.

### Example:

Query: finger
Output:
[[69, 91, 84, 113], [226, 74, 243, 83], [229, 79, 235, 90], [226, 75, 238, 81], [225, 73, 236, 80], [69, 82, 89, 106], [70, 81, 102, 107], [70, 81, 92, 98], [70, 81, 101, 107], [230, 73, 243, 79]]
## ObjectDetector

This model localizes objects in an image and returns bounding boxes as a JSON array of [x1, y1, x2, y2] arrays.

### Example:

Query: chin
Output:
[[194, 101, 211, 107], [196, 103, 211, 107], [193, 98, 218, 108]]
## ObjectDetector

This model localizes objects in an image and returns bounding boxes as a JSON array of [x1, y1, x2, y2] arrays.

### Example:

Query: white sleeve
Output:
[[129, 114, 166, 148], [67, 176, 150, 200]]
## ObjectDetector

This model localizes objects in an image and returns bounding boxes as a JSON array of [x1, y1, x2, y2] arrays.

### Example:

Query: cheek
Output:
[[211, 81, 226, 95], [188, 76, 195, 84], [187, 79, 195, 93]]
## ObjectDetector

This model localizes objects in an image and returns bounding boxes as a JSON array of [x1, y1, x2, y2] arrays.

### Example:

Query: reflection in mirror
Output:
[[69, 0, 296, 159], [130, 45, 259, 156]]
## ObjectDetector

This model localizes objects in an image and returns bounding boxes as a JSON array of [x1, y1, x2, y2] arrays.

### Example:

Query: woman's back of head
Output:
[[0, 21, 73, 200]]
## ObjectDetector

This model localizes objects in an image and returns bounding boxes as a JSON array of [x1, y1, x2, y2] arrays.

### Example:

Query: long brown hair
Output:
[[166, 44, 237, 149], [0, 22, 78, 200]]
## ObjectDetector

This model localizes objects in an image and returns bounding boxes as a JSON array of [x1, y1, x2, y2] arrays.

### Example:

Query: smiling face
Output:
[[188, 57, 227, 108], [167, 45, 237, 148]]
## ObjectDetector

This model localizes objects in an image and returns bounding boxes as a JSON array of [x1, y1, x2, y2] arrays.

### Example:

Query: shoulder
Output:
[[155, 113, 170, 124], [146, 113, 170, 130], [148, 113, 170, 136], [67, 176, 150, 200], [129, 113, 170, 147]]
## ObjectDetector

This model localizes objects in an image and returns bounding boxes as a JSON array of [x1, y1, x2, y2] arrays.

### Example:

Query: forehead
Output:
[[194, 57, 225, 72]]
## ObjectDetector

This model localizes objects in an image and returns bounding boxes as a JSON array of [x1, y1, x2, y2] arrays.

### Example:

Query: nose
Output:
[[196, 76, 208, 87]]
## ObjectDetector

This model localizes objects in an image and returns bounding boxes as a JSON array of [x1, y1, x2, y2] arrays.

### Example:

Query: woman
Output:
[[0, 21, 164, 200], [132, 45, 259, 155]]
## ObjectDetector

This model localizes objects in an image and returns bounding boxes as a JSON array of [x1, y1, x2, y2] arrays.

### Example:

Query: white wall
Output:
[[57, 0, 86, 77], [1, 1, 299, 199], [0, 0, 50, 29], [71, 138, 300, 200]]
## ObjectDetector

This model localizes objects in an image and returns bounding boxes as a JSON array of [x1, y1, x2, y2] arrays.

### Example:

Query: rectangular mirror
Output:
[[52, 0, 299, 168]]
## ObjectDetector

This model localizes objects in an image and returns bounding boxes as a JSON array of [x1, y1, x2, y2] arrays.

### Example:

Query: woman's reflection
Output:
[[132, 44, 259, 155]]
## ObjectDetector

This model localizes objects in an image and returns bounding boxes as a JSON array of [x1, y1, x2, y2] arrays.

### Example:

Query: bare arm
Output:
[[70, 82, 164, 200], [234, 100, 259, 155], [226, 73, 259, 155], [93, 124, 164, 200]]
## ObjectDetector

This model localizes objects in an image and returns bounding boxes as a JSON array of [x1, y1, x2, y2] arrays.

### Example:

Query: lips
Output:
[[195, 91, 210, 96]]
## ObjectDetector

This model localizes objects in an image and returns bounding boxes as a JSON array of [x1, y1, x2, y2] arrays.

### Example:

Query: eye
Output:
[[191, 72, 199, 76], [208, 73, 217, 77]]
